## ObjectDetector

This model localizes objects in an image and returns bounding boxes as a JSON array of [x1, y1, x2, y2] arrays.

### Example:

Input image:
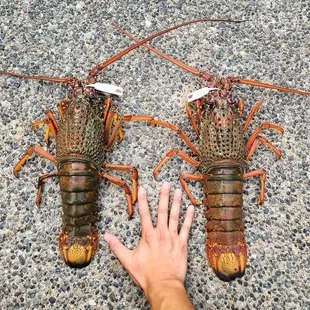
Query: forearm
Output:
[[146, 279, 194, 310]]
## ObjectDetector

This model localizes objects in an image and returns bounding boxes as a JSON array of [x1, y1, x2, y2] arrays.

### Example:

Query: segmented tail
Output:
[[203, 164, 247, 281], [58, 161, 100, 268]]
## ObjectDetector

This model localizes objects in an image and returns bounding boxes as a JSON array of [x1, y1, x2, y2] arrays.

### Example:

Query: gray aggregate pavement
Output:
[[0, 1, 309, 309]]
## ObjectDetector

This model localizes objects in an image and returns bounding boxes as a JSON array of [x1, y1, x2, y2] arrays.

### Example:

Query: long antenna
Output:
[[87, 18, 243, 78], [112, 23, 203, 78], [0, 70, 75, 85], [113, 22, 310, 96]]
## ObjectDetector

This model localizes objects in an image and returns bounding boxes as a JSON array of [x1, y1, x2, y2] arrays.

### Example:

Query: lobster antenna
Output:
[[114, 23, 310, 96], [1, 19, 241, 87], [112, 23, 203, 78], [91, 19, 243, 71], [0, 19, 224, 85], [0, 69, 75, 85], [236, 78, 310, 96]]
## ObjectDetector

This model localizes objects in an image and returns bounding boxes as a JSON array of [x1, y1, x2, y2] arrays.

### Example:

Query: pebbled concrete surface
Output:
[[0, 1, 309, 309]]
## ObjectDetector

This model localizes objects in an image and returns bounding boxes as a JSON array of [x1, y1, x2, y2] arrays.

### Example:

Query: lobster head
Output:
[[58, 231, 99, 268]]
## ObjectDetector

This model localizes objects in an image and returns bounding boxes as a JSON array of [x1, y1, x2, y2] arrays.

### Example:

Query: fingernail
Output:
[[162, 181, 170, 190], [175, 189, 182, 197], [103, 233, 111, 242], [138, 187, 146, 195], [188, 205, 195, 213]]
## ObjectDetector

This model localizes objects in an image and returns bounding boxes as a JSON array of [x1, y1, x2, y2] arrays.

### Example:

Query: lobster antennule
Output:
[[236, 78, 310, 96]]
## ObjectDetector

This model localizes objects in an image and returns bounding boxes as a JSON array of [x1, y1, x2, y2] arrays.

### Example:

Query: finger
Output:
[[104, 233, 132, 269], [179, 205, 195, 243], [157, 182, 171, 228], [168, 189, 182, 234], [138, 187, 153, 234]]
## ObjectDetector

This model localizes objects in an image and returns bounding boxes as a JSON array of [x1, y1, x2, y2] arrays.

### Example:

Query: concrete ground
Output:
[[0, 1, 309, 309]]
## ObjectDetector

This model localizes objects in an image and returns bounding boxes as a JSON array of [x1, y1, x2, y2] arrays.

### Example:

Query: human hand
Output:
[[104, 182, 195, 302]]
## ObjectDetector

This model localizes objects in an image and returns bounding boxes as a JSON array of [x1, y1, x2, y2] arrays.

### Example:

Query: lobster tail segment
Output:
[[203, 162, 247, 281]]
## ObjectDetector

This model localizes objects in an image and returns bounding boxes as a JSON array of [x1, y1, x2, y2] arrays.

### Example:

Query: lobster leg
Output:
[[180, 173, 204, 206], [57, 99, 69, 118], [122, 115, 200, 155], [243, 168, 266, 205], [195, 99, 204, 122], [103, 98, 112, 123], [238, 99, 245, 114], [243, 99, 264, 131], [32, 110, 59, 144], [102, 100, 123, 142], [103, 109, 123, 147], [246, 136, 282, 161], [103, 163, 138, 204], [99, 171, 133, 219], [36, 172, 58, 208], [112, 111, 124, 143], [245, 122, 284, 151], [104, 116, 126, 152], [13, 145, 57, 177], [153, 149, 200, 179], [32, 120, 52, 145], [104, 108, 117, 144], [186, 101, 200, 137]]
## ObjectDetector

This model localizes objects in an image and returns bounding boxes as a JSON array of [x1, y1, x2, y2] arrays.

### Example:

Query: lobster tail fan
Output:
[[206, 235, 247, 282]]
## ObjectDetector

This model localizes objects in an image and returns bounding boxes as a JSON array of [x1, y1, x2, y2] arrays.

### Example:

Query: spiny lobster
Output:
[[112, 21, 310, 281], [1, 19, 235, 268]]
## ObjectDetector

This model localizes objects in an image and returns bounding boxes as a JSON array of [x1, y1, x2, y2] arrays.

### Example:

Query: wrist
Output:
[[145, 276, 194, 310], [145, 276, 184, 301]]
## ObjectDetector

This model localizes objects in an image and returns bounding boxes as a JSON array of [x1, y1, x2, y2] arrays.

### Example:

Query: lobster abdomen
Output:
[[58, 161, 100, 268], [204, 162, 247, 282]]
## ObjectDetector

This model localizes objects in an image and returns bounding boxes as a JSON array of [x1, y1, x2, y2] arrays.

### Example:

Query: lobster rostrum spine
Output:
[[113, 22, 310, 281], [2, 19, 234, 268]]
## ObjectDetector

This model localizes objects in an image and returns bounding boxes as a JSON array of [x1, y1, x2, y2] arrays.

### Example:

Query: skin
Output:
[[104, 182, 195, 310]]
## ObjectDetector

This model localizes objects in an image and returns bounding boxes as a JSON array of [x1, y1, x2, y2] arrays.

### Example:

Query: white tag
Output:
[[86, 83, 123, 97], [187, 87, 218, 102]]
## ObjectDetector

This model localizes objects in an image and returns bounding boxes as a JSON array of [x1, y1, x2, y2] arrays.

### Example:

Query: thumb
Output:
[[104, 233, 132, 268]]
